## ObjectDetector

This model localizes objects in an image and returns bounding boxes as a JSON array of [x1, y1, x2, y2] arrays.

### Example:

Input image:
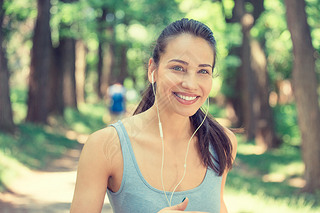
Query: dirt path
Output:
[[0, 145, 113, 213]]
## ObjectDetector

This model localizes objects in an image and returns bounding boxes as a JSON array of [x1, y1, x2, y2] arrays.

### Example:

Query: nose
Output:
[[181, 73, 197, 91]]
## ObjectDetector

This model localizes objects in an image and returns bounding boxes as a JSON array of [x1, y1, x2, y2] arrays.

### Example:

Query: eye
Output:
[[171, 66, 184, 72], [198, 69, 210, 74]]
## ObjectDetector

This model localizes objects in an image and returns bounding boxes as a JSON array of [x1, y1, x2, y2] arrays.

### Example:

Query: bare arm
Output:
[[70, 127, 121, 213], [220, 128, 238, 213]]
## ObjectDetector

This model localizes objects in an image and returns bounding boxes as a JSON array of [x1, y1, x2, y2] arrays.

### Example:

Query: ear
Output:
[[147, 58, 157, 84]]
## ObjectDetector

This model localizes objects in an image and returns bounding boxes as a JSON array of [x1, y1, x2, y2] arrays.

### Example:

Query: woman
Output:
[[70, 18, 237, 213]]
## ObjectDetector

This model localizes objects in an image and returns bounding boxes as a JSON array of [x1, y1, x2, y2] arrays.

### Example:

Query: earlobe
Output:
[[148, 58, 156, 84]]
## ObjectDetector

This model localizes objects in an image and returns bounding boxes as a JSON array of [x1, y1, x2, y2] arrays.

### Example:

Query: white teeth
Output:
[[175, 93, 197, 101]]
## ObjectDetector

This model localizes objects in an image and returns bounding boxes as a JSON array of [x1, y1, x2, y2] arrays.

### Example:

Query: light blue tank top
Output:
[[107, 121, 222, 213]]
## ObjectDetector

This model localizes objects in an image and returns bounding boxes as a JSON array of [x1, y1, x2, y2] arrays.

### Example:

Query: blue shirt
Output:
[[108, 84, 126, 113], [107, 121, 222, 213]]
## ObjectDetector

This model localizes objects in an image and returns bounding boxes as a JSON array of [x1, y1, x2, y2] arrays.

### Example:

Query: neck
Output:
[[147, 105, 194, 142]]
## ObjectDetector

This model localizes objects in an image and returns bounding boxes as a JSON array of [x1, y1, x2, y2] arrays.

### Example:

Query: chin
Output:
[[174, 107, 201, 118]]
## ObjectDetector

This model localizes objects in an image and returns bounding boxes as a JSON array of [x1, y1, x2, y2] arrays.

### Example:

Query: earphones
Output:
[[151, 71, 163, 138], [151, 70, 155, 84], [151, 70, 209, 206]]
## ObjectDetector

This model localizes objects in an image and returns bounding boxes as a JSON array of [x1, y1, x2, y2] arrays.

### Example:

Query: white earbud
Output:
[[151, 71, 155, 84]]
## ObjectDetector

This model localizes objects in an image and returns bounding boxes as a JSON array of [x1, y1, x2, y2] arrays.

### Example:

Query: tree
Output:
[[96, 7, 114, 99], [59, 0, 78, 109], [26, 0, 52, 123], [75, 40, 87, 104], [284, 0, 320, 192], [0, 0, 15, 133], [223, 0, 280, 148], [250, 39, 280, 148], [48, 44, 64, 115], [61, 37, 77, 108]]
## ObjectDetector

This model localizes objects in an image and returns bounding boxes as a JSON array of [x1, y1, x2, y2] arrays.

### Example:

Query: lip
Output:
[[173, 92, 200, 105]]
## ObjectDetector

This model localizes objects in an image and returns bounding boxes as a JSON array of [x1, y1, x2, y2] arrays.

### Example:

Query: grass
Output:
[[0, 88, 109, 191], [0, 122, 80, 190], [225, 189, 319, 213], [0, 123, 78, 169], [225, 135, 320, 213], [63, 103, 107, 134]]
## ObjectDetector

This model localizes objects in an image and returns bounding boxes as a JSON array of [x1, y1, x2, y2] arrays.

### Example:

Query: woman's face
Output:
[[150, 33, 214, 117]]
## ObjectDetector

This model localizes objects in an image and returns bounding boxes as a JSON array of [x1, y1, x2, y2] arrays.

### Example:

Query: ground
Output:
[[0, 145, 113, 213]]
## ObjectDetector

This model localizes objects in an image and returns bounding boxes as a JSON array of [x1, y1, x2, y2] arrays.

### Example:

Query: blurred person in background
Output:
[[107, 81, 126, 123]]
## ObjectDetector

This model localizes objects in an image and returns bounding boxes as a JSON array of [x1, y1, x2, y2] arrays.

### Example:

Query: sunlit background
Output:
[[0, 0, 320, 212]]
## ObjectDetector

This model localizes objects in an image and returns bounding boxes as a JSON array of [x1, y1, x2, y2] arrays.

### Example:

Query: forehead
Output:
[[161, 33, 214, 65]]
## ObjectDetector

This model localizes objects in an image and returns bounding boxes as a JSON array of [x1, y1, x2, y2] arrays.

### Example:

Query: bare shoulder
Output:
[[80, 126, 122, 172], [86, 126, 119, 146], [223, 127, 238, 160], [71, 126, 122, 212]]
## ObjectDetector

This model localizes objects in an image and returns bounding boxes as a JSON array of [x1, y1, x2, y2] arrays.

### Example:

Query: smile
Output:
[[173, 92, 199, 104], [175, 93, 197, 100]]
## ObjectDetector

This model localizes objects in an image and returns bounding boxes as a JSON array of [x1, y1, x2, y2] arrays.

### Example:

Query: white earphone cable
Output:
[[151, 72, 210, 206], [168, 98, 209, 206], [151, 78, 171, 205]]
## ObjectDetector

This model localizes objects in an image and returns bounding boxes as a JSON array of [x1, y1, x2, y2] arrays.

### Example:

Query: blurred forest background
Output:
[[0, 0, 320, 212]]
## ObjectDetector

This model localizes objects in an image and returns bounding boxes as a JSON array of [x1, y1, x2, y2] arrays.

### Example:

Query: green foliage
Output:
[[0, 124, 78, 170], [64, 103, 107, 134], [226, 137, 320, 212], [3, 0, 36, 23], [306, 0, 320, 51], [51, 0, 93, 45], [10, 87, 28, 124], [273, 104, 301, 146], [3, 0, 35, 85], [262, 0, 293, 81], [208, 101, 226, 118]]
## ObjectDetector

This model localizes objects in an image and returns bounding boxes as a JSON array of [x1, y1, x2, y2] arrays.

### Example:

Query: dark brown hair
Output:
[[134, 18, 233, 175]]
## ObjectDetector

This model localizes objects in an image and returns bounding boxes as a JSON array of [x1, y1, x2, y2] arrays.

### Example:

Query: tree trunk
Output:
[[237, 0, 258, 140], [101, 43, 114, 98], [285, 0, 320, 192], [97, 8, 116, 99], [75, 40, 87, 104], [226, 0, 278, 147], [26, 0, 52, 124], [98, 36, 115, 99], [0, 1, 15, 133], [61, 37, 77, 109], [97, 8, 107, 99], [118, 44, 128, 84], [48, 45, 64, 115], [251, 39, 281, 149]]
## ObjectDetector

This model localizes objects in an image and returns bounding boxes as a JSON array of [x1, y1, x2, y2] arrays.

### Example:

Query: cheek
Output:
[[159, 72, 181, 89], [202, 79, 212, 95]]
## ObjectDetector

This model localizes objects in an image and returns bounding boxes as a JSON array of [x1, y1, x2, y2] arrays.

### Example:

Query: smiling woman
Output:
[[153, 33, 213, 117], [70, 18, 237, 213]]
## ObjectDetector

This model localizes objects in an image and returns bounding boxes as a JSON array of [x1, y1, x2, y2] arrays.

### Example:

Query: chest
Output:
[[131, 135, 208, 192]]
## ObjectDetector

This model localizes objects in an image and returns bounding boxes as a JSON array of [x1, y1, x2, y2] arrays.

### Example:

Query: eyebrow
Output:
[[168, 59, 212, 68]]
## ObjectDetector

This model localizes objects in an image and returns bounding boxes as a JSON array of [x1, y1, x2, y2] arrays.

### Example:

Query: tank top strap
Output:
[[109, 120, 137, 195], [110, 120, 129, 150]]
